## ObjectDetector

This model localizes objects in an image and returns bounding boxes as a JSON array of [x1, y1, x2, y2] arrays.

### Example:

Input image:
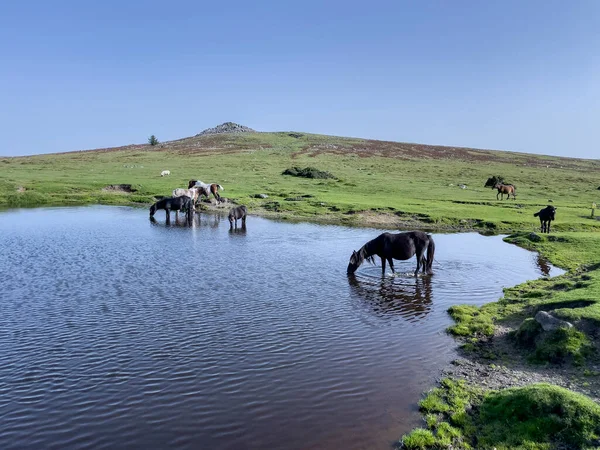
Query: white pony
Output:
[[160, 170, 171, 177], [172, 187, 199, 203], [190, 180, 224, 204]]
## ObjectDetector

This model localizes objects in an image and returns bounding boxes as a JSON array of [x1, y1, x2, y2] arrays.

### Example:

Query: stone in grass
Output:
[[535, 311, 573, 332], [514, 318, 543, 347], [253, 194, 269, 199], [528, 232, 542, 242]]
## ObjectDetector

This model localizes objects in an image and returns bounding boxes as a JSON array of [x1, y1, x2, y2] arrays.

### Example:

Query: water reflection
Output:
[[150, 213, 197, 227], [536, 254, 552, 276], [211, 214, 222, 228], [229, 223, 247, 236], [347, 274, 433, 321]]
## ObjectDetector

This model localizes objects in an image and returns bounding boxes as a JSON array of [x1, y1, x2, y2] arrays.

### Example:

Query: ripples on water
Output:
[[0, 206, 562, 450]]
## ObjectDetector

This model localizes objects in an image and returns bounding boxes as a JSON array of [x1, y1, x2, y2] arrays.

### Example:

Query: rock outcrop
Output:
[[196, 122, 256, 136]]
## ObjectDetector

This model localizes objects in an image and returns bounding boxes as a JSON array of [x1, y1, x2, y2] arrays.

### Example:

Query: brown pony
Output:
[[493, 182, 516, 200], [188, 180, 224, 204]]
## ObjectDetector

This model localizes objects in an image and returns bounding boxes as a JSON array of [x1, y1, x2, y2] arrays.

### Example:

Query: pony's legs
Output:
[[381, 257, 386, 275], [387, 258, 395, 273], [497, 191, 500, 200], [547, 221, 551, 234], [415, 247, 427, 276]]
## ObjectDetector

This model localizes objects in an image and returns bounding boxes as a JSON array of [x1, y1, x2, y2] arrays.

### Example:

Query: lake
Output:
[[0, 206, 562, 449]]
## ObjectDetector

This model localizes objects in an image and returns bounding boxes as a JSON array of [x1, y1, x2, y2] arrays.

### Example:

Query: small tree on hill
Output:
[[148, 135, 159, 146]]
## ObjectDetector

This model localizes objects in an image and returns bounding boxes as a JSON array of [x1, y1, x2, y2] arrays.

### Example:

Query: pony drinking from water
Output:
[[228, 205, 247, 228], [347, 231, 435, 277], [189, 180, 224, 204], [534, 205, 556, 233], [150, 195, 194, 221], [493, 182, 517, 200]]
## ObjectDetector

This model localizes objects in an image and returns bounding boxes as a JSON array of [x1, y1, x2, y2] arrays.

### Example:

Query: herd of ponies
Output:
[[149, 177, 246, 229], [151, 172, 558, 277]]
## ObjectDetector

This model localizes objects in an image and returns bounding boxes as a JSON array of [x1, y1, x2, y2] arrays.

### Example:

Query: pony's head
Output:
[[347, 250, 361, 274], [347, 249, 374, 274], [493, 182, 502, 189], [149, 203, 157, 217], [547, 206, 557, 220], [188, 179, 198, 189]]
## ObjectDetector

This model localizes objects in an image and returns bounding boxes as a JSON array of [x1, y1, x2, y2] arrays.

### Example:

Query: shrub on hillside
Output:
[[282, 167, 335, 179], [484, 175, 505, 187]]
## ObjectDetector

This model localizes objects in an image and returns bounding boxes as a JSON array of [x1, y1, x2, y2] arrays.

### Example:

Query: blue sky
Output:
[[1, 0, 598, 157]]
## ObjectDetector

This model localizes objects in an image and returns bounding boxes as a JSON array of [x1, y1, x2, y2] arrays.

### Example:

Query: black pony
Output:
[[347, 231, 435, 276], [534, 205, 556, 234], [150, 195, 194, 221], [228, 205, 247, 228]]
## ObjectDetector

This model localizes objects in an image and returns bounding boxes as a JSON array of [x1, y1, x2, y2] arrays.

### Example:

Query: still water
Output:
[[0, 206, 562, 450]]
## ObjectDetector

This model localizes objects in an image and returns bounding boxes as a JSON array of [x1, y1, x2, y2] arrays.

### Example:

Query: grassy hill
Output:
[[1, 129, 599, 231]]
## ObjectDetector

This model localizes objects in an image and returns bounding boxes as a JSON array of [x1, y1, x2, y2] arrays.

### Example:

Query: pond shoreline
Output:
[[398, 232, 600, 449]]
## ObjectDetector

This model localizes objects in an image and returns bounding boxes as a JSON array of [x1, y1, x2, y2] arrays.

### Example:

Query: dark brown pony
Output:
[[188, 180, 224, 204], [149, 195, 194, 223], [228, 205, 247, 228], [493, 182, 516, 200], [347, 231, 435, 277]]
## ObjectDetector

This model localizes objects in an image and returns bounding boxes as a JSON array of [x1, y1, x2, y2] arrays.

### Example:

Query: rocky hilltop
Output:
[[196, 122, 256, 136]]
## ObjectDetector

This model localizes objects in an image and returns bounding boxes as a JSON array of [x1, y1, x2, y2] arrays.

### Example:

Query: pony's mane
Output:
[[358, 243, 376, 266]]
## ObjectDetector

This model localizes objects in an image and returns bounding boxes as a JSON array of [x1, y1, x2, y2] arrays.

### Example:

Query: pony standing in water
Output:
[[188, 180, 224, 204], [347, 231, 435, 277], [228, 205, 247, 228], [149, 195, 194, 222]]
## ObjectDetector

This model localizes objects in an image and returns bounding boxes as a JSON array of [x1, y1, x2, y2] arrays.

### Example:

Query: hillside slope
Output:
[[1, 127, 599, 231]]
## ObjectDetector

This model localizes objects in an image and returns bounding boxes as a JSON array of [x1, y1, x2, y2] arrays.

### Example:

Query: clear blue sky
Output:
[[1, 0, 598, 157]]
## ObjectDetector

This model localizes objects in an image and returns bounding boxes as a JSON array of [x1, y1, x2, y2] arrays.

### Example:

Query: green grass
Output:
[[401, 381, 600, 449], [400, 428, 436, 450], [447, 305, 495, 337], [532, 327, 594, 366], [477, 384, 600, 449], [1, 131, 599, 231]]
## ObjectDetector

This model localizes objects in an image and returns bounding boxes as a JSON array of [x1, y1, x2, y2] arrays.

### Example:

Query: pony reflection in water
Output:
[[347, 275, 433, 320], [347, 231, 435, 277]]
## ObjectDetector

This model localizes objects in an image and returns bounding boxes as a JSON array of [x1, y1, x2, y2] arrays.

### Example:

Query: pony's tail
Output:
[[426, 236, 435, 274], [534, 212, 540, 217], [218, 184, 224, 191]]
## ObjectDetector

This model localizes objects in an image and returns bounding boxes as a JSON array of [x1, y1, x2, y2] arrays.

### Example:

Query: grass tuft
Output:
[[477, 384, 600, 449], [447, 305, 494, 337]]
